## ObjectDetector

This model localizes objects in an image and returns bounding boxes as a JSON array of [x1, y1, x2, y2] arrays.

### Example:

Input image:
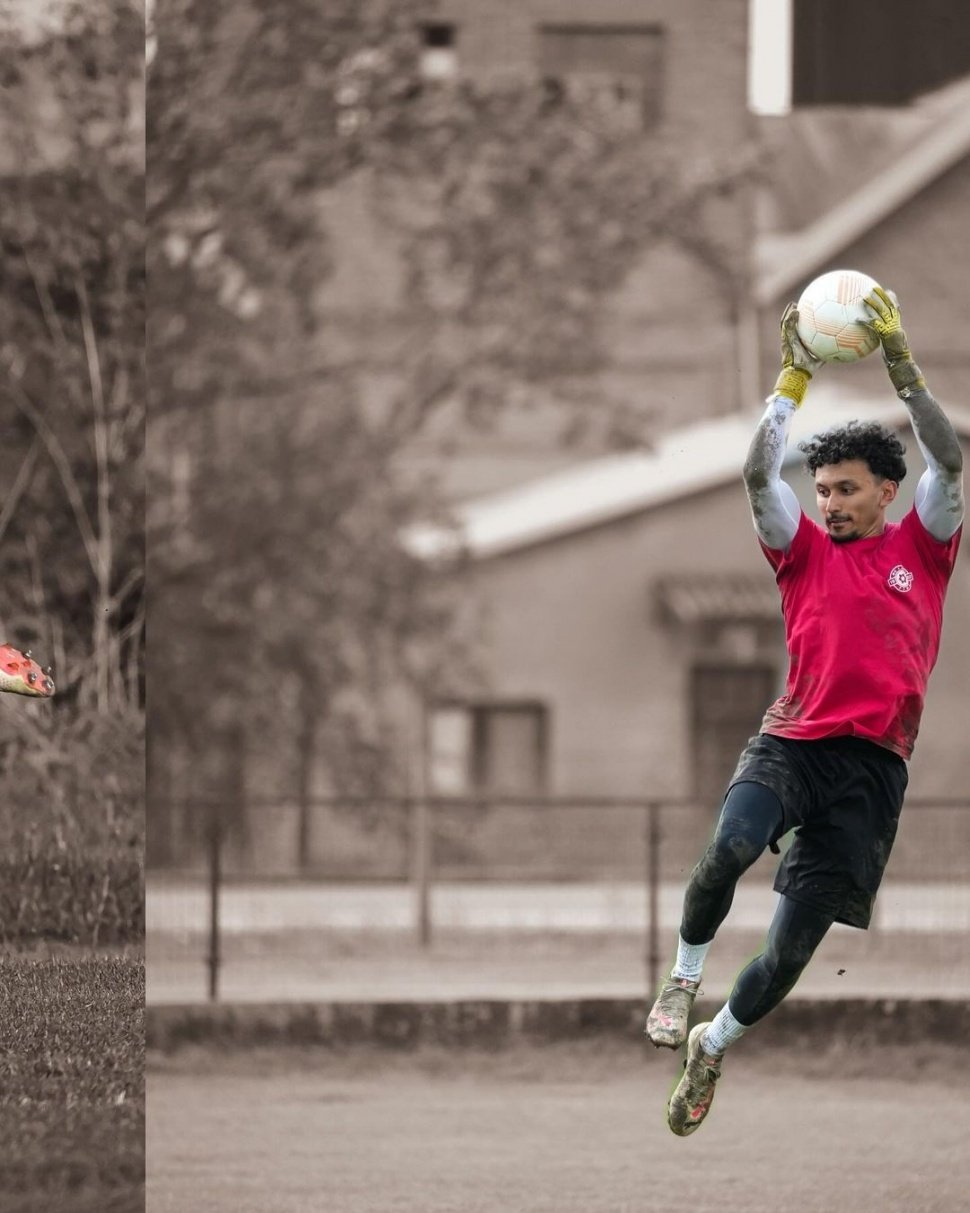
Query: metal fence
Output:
[[147, 796, 970, 1005]]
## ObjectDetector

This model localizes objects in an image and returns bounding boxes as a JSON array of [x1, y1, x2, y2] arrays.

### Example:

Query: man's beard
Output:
[[826, 518, 858, 543]]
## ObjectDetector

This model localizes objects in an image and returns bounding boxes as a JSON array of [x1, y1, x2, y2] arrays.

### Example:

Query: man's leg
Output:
[[680, 781, 786, 946], [666, 895, 834, 1136], [715, 893, 835, 1035], [646, 781, 784, 1048]]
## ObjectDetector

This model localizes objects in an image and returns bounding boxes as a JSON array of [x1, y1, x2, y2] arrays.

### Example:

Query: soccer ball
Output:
[[795, 269, 881, 363]]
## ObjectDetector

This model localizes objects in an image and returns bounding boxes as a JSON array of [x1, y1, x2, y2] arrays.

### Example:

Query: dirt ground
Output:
[[147, 1038, 968, 1213]]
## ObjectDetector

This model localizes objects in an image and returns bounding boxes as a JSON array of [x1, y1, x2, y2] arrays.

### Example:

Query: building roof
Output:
[[654, 573, 782, 626], [405, 387, 970, 562], [754, 75, 970, 305]]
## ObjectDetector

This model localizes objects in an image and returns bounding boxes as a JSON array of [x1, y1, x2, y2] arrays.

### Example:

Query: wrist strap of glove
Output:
[[772, 367, 811, 407], [886, 356, 926, 397]]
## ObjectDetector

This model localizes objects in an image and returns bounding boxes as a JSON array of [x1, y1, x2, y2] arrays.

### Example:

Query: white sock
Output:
[[670, 935, 712, 983], [702, 1004, 748, 1056]]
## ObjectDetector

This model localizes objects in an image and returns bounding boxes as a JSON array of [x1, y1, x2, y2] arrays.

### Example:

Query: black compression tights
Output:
[[680, 780, 835, 1027]]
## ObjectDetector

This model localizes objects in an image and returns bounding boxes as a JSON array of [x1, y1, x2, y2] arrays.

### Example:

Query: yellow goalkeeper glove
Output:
[[771, 302, 822, 407], [863, 284, 926, 396]]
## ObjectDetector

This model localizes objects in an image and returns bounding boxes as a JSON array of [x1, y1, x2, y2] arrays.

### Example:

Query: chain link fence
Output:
[[147, 796, 970, 1005]]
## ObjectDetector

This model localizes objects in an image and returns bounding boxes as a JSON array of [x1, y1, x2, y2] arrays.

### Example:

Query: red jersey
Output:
[[759, 508, 961, 759]]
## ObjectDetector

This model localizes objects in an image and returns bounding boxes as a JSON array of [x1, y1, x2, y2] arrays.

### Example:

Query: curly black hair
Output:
[[798, 420, 907, 483]]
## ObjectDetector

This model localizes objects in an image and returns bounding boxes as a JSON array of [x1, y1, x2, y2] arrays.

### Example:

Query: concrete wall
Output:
[[464, 475, 776, 800], [147, 997, 970, 1050], [429, 0, 751, 150]]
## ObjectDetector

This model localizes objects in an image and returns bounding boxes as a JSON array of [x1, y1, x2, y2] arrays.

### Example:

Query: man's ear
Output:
[[881, 479, 899, 506]]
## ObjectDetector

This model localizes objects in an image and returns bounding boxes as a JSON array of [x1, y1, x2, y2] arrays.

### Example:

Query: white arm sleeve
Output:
[[914, 464, 964, 541], [745, 397, 801, 551], [903, 389, 964, 541]]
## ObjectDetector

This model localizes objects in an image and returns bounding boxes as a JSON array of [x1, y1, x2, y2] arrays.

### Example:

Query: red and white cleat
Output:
[[0, 644, 55, 697], [666, 1023, 723, 1137]]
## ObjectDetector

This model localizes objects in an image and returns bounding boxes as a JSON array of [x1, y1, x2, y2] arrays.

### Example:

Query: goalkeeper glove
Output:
[[771, 302, 822, 408], [863, 285, 926, 396]]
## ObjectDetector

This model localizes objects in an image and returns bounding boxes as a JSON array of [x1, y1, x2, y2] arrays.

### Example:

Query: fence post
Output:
[[413, 794, 432, 948], [206, 800, 221, 1002], [645, 801, 661, 995], [411, 702, 432, 949]]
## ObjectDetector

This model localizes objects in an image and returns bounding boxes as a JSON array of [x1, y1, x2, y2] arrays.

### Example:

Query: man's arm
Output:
[[743, 397, 801, 550], [910, 389, 964, 541], [865, 286, 964, 541], [743, 303, 821, 551]]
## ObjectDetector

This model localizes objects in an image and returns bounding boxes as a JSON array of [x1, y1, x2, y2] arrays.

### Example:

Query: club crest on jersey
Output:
[[888, 564, 914, 593]]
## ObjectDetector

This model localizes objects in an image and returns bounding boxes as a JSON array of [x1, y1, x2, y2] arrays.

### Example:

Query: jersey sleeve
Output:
[[901, 506, 962, 582], [759, 509, 816, 573]]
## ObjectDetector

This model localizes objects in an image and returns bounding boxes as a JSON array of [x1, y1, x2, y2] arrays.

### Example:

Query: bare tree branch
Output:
[[76, 275, 113, 585], [5, 380, 101, 575], [0, 435, 41, 547], [22, 246, 71, 357]]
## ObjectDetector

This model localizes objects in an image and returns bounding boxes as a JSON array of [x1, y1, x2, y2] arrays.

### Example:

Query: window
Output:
[[427, 705, 472, 795], [690, 664, 776, 808], [420, 22, 457, 81], [792, 0, 970, 105], [537, 24, 665, 130], [428, 702, 548, 796]]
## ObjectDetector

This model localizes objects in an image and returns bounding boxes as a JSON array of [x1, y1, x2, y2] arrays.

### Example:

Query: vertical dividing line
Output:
[[207, 801, 221, 1002], [644, 803, 651, 991]]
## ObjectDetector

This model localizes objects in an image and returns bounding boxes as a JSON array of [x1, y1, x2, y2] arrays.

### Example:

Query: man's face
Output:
[[814, 459, 897, 543]]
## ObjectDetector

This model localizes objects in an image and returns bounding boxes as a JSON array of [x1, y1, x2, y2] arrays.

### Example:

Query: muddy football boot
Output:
[[666, 1022, 722, 1137], [645, 976, 700, 1048]]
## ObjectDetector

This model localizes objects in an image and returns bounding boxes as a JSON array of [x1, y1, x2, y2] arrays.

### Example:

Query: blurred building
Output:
[[389, 6, 970, 821], [142, 3, 970, 866], [411, 395, 970, 826], [318, 1, 970, 499], [754, 73, 970, 411], [792, 0, 970, 106], [319, 0, 758, 499]]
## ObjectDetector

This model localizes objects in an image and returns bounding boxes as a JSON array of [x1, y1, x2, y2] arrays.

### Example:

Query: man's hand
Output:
[[863, 284, 926, 395], [771, 302, 822, 407]]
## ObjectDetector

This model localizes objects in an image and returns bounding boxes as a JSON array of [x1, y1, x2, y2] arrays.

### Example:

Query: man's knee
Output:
[[694, 830, 763, 887]]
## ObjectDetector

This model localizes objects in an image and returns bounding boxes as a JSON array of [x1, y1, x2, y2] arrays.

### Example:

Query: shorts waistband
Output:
[[765, 732, 904, 764]]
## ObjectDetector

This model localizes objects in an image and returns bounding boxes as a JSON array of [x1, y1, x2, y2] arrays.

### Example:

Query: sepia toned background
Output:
[[1, 2, 144, 1211], [5, 2, 969, 1211], [145, 0, 970, 1007], [148, 1, 970, 1209]]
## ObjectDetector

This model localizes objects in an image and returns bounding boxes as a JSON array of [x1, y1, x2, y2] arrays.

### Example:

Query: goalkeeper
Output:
[[645, 285, 964, 1136]]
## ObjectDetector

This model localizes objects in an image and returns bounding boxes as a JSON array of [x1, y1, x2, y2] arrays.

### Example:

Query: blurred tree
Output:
[[148, 0, 755, 854], [0, 0, 144, 854], [0, 0, 144, 712]]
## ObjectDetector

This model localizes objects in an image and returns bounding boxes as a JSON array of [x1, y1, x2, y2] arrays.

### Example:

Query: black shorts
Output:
[[727, 733, 909, 930]]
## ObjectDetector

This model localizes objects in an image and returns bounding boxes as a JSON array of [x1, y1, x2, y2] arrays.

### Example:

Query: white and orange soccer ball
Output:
[[795, 269, 881, 363]]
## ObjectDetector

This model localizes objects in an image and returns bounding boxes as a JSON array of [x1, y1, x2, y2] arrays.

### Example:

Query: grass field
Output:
[[147, 1036, 969, 1213], [0, 952, 145, 1213]]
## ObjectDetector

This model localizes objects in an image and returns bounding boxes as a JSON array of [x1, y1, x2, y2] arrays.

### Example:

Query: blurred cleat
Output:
[[0, 643, 56, 697]]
